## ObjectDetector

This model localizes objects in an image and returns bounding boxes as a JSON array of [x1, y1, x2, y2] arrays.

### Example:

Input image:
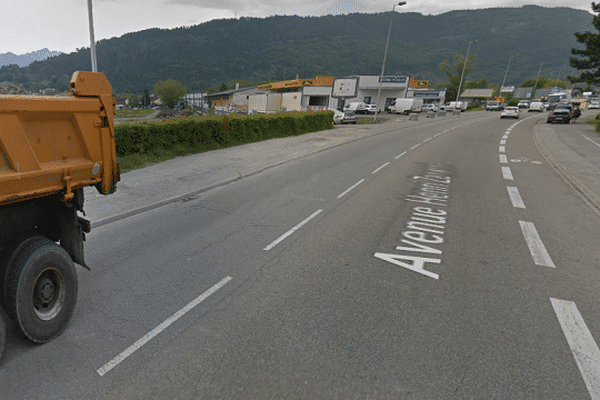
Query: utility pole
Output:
[[501, 55, 513, 90], [456, 40, 476, 102], [531, 62, 544, 99], [374, 2, 407, 122], [87, 0, 98, 72]]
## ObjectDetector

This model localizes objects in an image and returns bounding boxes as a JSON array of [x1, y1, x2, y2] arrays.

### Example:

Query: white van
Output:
[[388, 98, 423, 114], [343, 102, 366, 114], [444, 101, 468, 111], [528, 101, 545, 112]]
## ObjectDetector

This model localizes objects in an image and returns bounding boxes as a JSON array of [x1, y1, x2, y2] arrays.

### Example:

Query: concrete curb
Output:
[[533, 120, 600, 215]]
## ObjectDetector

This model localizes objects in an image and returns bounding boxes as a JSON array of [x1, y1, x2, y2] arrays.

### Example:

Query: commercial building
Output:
[[406, 79, 446, 108], [249, 76, 336, 113], [338, 75, 410, 112], [459, 88, 494, 107], [205, 84, 262, 113]]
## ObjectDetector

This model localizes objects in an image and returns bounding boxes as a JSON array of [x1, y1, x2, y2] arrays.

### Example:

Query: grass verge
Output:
[[118, 143, 207, 173], [115, 109, 154, 118]]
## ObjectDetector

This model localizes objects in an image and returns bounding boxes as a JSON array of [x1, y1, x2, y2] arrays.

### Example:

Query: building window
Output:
[[363, 96, 371, 104]]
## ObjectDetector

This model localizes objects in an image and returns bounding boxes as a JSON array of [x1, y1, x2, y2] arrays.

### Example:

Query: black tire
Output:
[[0, 306, 6, 361], [4, 237, 77, 343]]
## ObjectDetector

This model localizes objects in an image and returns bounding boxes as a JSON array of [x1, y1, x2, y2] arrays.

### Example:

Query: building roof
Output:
[[460, 88, 494, 98], [258, 76, 334, 91], [513, 87, 533, 99], [206, 86, 257, 98]]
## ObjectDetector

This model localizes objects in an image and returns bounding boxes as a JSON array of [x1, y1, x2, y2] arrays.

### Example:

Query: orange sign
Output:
[[409, 79, 429, 88]]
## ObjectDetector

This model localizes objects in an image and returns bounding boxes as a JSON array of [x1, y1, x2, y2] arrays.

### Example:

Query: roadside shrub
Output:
[[114, 111, 333, 157]]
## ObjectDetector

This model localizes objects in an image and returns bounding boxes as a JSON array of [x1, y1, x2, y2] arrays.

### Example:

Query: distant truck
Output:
[[528, 101, 546, 112], [486, 100, 502, 111], [0, 71, 120, 360], [547, 90, 571, 111], [388, 98, 423, 114]]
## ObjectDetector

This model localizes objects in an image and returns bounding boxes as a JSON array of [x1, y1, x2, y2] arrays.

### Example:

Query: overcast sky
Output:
[[3, 0, 595, 55]]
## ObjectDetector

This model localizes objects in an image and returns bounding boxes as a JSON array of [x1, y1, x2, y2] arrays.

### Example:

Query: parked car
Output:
[[333, 110, 357, 124], [500, 106, 520, 119], [422, 103, 438, 112], [547, 109, 571, 124], [588, 101, 600, 109], [364, 104, 380, 114]]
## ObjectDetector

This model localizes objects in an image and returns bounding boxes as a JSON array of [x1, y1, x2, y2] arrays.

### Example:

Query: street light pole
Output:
[[374, 1, 407, 122], [501, 55, 513, 90], [456, 40, 476, 103], [87, 0, 98, 72], [532, 62, 544, 99]]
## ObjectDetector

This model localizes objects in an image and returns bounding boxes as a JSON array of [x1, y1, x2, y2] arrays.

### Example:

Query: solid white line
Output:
[[337, 179, 365, 199], [499, 154, 508, 163], [499, 145, 506, 153], [551, 298, 600, 399], [263, 209, 323, 251], [501, 166, 514, 180], [372, 162, 390, 174], [434, 133, 442, 137], [97, 276, 233, 376], [582, 133, 600, 148], [507, 186, 526, 208], [519, 220, 555, 267], [500, 139, 507, 145], [423, 137, 432, 143], [395, 151, 407, 159], [411, 143, 421, 150]]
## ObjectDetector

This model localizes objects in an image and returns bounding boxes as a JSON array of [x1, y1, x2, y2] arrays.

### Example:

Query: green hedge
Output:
[[114, 110, 334, 156]]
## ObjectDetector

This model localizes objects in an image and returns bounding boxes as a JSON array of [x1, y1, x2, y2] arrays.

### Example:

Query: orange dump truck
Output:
[[0, 71, 119, 359]]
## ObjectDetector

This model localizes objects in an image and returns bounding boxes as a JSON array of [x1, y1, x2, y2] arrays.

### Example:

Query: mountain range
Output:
[[0, 48, 62, 68], [0, 5, 594, 94]]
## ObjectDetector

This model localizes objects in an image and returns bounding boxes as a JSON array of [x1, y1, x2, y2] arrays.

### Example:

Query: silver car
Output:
[[500, 106, 520, 119]]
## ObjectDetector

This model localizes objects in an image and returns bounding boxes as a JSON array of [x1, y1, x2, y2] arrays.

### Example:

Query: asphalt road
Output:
[[2, 111, 600, 399]]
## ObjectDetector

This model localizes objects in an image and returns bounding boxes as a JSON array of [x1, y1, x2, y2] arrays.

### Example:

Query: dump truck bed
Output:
[[0, 71, 119, 206]]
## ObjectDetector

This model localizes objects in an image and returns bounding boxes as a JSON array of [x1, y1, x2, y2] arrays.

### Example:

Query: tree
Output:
[[141, 87, 151, 108], [154, 79, 187, 109], [219, 82, 228, 92], [439, 54, 477, 102], [570, 2, 600, 83], [520, 76, 568, 89], [126, 93, 140, 108]]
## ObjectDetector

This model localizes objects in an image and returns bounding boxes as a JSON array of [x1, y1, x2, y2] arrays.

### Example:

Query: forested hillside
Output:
[[0, 5, 592, 94]]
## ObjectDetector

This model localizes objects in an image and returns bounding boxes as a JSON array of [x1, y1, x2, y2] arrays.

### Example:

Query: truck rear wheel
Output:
[[0, 306, 6, 360], [4, 237, 77, 343]]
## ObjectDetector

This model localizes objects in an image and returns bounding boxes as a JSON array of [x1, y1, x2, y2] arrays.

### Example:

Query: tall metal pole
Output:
[[456, 40, 476, 102], [374, 2, 407, 122], [531, 62, 544, 99], [87, 0, 98, 72], [501, 55, 513, 90]]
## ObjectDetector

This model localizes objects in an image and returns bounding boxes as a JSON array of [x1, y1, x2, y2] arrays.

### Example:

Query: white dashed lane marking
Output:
[[519, 221, 555, 268]]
